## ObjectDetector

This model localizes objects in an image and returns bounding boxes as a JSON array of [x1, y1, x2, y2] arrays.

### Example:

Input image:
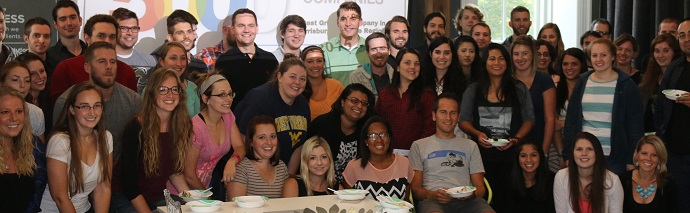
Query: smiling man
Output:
[[215, 8, 278, 110], [273, 15, 306, 63], [384, 15, 409, 68], [349, 32, 394, 99], [162, 10, 207, 81], [415, 12, 446, 56], [112, 8, 156, 93], [502, 6, 532, 51], [46, 0, 86, 75], [320, 2, 370, 86], [23, 17, 51, 62]]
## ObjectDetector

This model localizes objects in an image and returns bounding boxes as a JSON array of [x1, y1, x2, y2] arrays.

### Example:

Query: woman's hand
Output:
[[221, 159, 237, 183], [476, 132, 492, 149]]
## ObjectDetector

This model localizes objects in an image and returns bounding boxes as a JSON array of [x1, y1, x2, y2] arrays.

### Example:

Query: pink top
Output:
[[167, 113, 235, 194], [578, 198, 592, 213], [342, 154, 414, 200]]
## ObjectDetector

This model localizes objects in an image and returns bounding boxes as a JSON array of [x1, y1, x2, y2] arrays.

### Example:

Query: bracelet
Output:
[[231, 154, 241, 164]]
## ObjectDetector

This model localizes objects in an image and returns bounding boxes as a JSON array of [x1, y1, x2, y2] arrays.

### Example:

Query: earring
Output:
[[635, 162, 639, 167]]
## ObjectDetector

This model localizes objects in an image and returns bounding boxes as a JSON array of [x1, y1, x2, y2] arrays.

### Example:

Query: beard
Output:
[[92, 75, 115, 89]]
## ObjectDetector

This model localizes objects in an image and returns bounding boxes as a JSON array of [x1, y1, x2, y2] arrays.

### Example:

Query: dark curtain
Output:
[[598, 0, 689, 68]]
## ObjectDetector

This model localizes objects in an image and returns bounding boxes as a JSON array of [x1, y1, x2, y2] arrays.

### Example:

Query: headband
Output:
[[198, 74, 227, 96]]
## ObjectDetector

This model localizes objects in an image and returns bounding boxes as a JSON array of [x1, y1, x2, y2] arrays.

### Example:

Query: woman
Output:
[[554, 132, 623, 213], [0, 61, 45, 140], [110, 69, 192, 212], [455, 36, 482, 84], [342, 116, 414, 201], [508, 141, 555, 213], [377, 49, 435, 151], [14, 53, 49, 109], [563, 38, 644, 175], [620, 135, 677, 212], [459, 43, 534, 212], [156, 41, 200, 116], [453, 4, 483, 36], [168, 73, 246, 198], [638, 34, 681, 133], [41, 82, 112, 213], [511, 36, 556, 157], [536, 39, 561, 85], [282, 136, 339, 197], [552, 48, 588, 172], [300, 45, 344, 120], [538, 23, 565, 60], [228, 115, 289, 199], [234, 54, 310, 175], [307, 83, 375, 184], [424, 36, 467, 96], [614, 34, 641, 84], [0, 85, 47, 212]]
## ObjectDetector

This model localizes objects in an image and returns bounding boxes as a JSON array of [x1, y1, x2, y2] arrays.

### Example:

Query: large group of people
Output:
[[0, 1, 688, 212]]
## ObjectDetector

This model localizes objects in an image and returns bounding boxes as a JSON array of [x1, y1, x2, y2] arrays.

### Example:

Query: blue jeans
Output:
[[668, 152, 690, 213]]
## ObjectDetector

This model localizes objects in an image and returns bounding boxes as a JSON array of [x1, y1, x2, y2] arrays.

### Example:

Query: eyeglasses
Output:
[[369, 46, 389, 53], [595, 31, 610, 36], [536, 52, 550, 58], [119, 26, 141, 33], [210, 92, 235, 99], [72, 104, 103, 112], [159, 86, 181, 95], [346, 97, 369, 107], [367, 133, 389, 141]]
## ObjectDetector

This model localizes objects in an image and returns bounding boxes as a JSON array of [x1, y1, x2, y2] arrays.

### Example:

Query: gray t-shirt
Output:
[[28, 103, 45, 136], [117, 49, 157, 93], [409, 135, 485, 191], [54, 83, 141, 161]]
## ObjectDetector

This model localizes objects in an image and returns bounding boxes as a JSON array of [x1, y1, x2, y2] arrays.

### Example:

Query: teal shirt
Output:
[[320, 36, 370, 86], [186, 81, 200, 117]]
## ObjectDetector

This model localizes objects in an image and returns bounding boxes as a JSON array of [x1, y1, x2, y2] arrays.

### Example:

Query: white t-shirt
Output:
[[40, 131, 113, 213]]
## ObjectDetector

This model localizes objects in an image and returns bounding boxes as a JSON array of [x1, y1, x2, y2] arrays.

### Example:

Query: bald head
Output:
[[679, 20, 690, 61]]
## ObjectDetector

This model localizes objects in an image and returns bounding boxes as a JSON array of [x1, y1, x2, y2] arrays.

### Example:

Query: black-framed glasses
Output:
[[159, 86, 181, 95], [72, 104, 103, 112], [210, 92, 235, 99], [346, 97, 369, 107], [119, 26, 141, 33], [367, 133, 389, 141]]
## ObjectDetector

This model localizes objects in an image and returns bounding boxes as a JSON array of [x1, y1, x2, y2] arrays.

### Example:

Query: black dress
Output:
[[295, 177, 332, 197], [620, 170, 678, 213], [0, 173, 35, 212]]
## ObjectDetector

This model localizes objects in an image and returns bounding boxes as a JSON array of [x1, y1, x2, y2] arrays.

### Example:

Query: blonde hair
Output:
[[633, 135, 670, 188], [0, 86, 35, 176], [299, 136, 336, 196], [139, 68, 192, 176], [511, 35, 538, 76]]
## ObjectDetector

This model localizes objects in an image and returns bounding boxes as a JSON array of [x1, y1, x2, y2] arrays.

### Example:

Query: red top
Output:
[[49, 55, 138, 105], [375, 87, 435, 150]]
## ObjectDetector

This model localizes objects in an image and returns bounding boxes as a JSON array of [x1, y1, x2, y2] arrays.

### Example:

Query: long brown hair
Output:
[[52, 82, 111, 196], [639, 34, 681, 97], [139, 68, 192, 176], [568, 132, 609, 213], [0, 86, 36, 176]]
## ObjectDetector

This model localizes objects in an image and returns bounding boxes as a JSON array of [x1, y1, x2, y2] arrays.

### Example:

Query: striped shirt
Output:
[[581, 77, 617, 155], [233, 159, 289, 198]]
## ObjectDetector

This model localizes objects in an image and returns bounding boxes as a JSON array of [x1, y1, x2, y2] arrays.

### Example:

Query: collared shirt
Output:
[[195, 40, 227, 70], [320, 36, 370, 86], [45, 39, 87, 77], [215, 43, 278, 110]]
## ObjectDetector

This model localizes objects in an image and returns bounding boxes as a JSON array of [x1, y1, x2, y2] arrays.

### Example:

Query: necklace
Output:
[[636, 183, 656, 199]]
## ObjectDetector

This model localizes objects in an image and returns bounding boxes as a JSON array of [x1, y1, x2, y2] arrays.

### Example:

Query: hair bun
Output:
[[283, 53, 299, 61]]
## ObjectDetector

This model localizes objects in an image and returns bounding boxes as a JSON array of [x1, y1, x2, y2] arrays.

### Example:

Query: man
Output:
[[196, 15, 234, 69], [637, 18, 680, 70], [112, 8, 156, 93], [349, 32, 395, 99], [320, 1, 369, 86], [415, 12, 446, 55], [409, 92, 494, 213], [49, 14, 138, 105], [45, 0, 86, 74], [163, 10, 207, 80], [590, 18, 612, 40], [23, 17, 52, 61], [454, 4, 484, 36], [273, 15, 306, 63], [384, 15, 409, 68], [579, 30, 602, 68], [215, 8, 278, 110], [656, 18, 690, 212], [471, 22, 492, 52], [0, 6, 22, 67], [54, 41, 141, 162], [502, 6, 532, 51]]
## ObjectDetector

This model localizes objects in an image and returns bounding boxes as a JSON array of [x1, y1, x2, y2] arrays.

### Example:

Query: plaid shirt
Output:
[[195, 41, 226, 69]]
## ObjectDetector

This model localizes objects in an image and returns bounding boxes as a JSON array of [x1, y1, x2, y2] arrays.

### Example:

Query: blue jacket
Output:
[[563, 68, 643, 172]]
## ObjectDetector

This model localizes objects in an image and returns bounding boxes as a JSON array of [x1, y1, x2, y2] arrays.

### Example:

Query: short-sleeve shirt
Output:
[[409, 135, 484, 191], [320, 36, 370, 85], [40, 131, 113, 213], [308, 78, 344, 120], [342, 154, 414, 200], [526, 72, 556, 146], [233, 160, 289, 199], [117, 49, 157, 93], [307, 111, 360, 184], [28, 103, 45, 136]]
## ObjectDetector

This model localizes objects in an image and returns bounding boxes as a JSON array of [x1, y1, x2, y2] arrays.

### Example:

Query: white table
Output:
[[157, 195, 382, 213]]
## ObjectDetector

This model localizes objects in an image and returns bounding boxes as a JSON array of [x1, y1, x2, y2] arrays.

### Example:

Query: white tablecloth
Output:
[[157, 195, 382, 213]]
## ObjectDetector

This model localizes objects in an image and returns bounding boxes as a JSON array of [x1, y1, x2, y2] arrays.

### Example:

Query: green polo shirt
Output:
[[320, 36, 370, 86]]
